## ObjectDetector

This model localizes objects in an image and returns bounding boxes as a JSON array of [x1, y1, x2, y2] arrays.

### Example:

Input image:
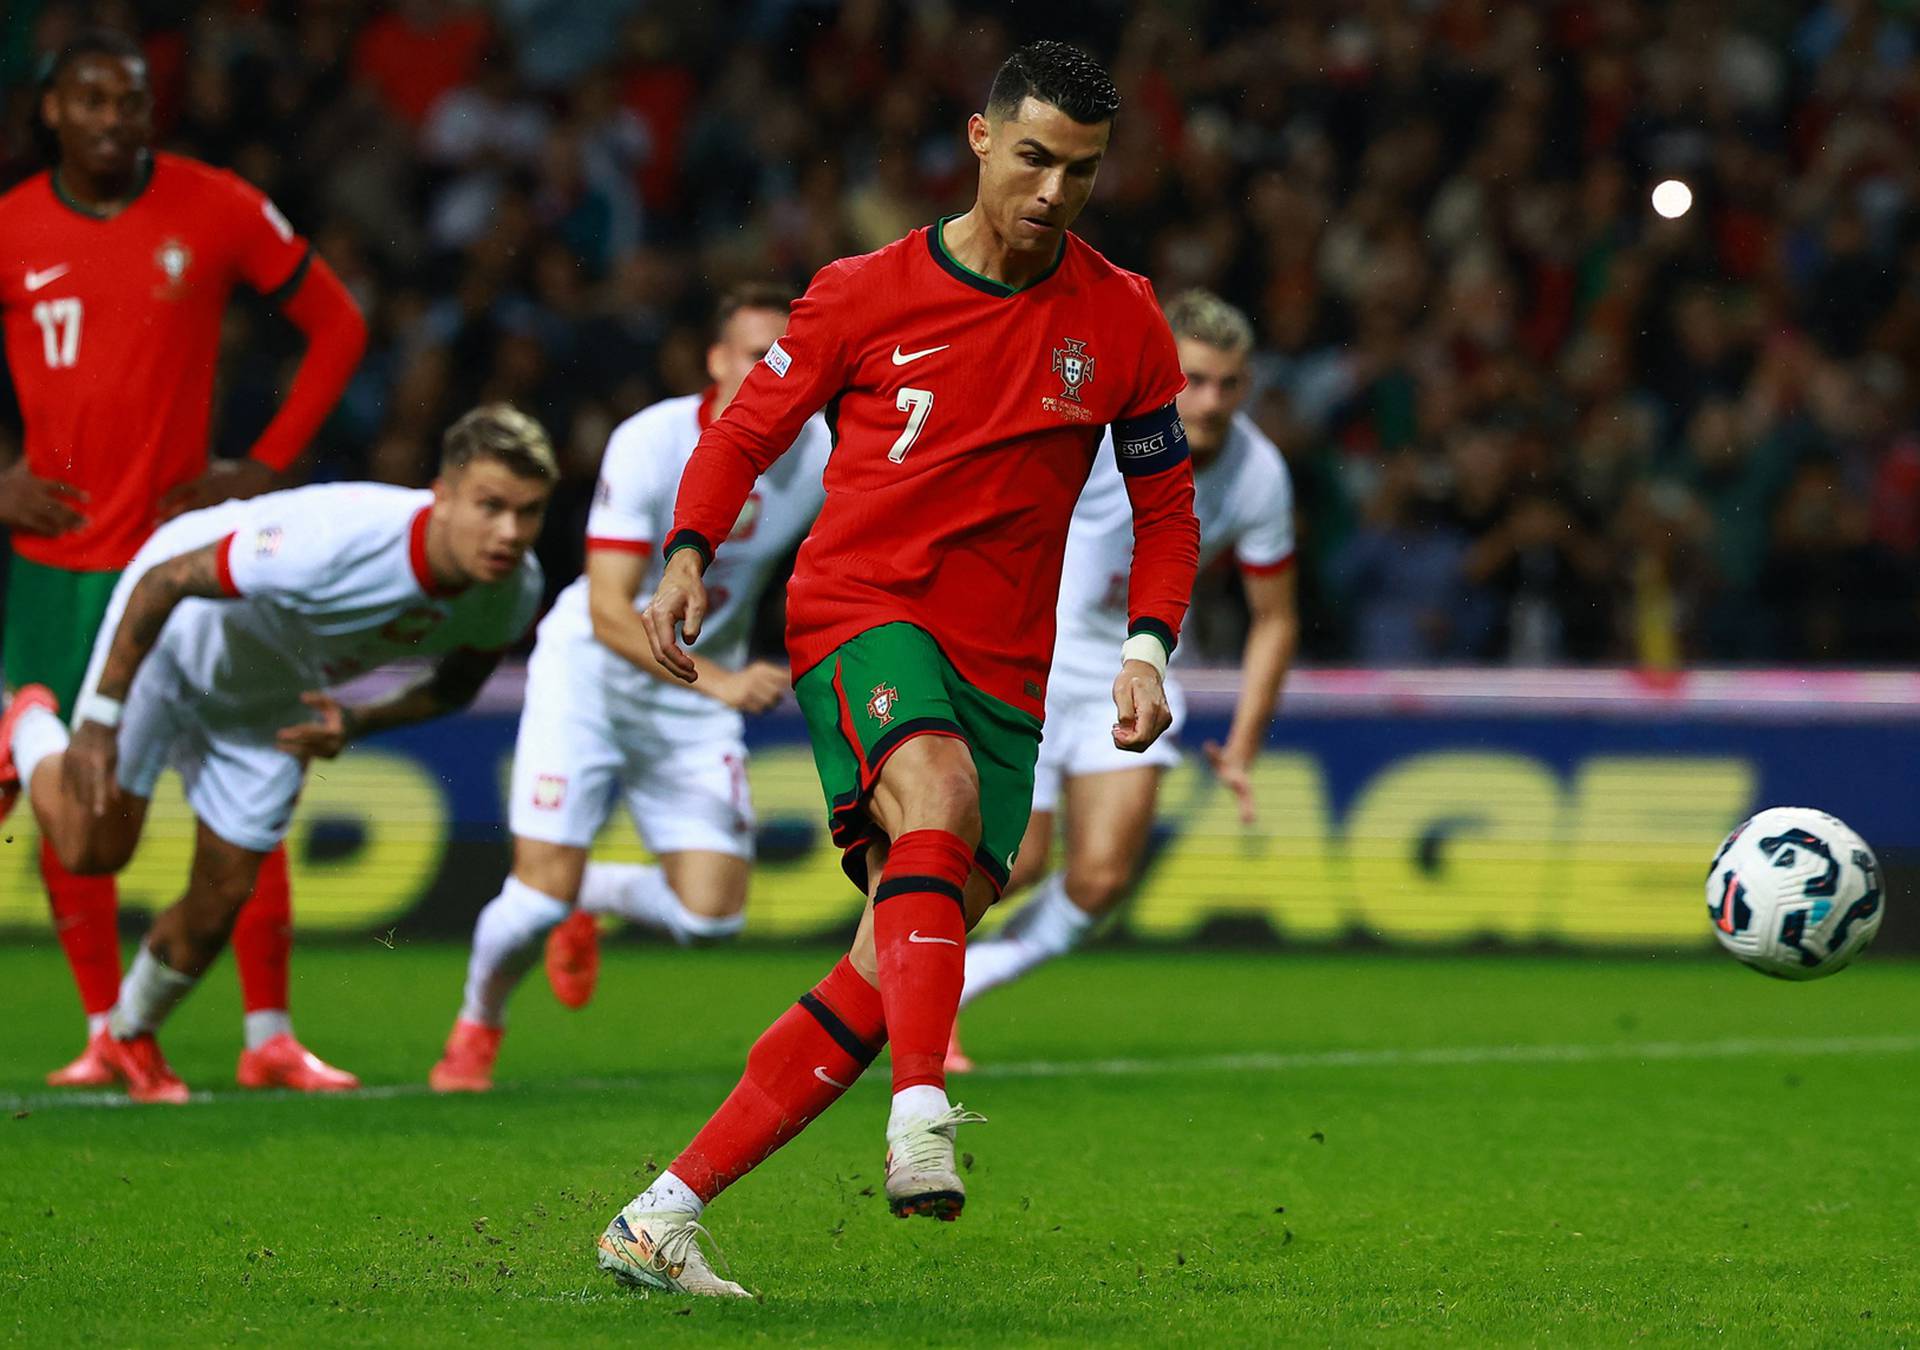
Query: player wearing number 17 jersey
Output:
[[599, 43, 1199, 1297], [0, 30, 366, 1092]]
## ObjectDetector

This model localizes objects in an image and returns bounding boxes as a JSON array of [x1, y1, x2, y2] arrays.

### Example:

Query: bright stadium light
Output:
[[1651, 178, 1693, 219]]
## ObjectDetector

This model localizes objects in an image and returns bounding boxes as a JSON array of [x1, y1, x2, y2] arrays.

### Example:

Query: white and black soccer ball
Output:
[[1706, 806, 1885, 981]]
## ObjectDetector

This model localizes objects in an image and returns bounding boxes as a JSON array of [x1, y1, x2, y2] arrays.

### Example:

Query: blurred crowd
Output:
[[5, 0, 1920, 666]]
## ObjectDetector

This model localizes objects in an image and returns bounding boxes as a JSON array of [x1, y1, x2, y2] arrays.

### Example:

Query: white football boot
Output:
[[596, 1209, 750, 1298], [884, 1104, 987, 1220]]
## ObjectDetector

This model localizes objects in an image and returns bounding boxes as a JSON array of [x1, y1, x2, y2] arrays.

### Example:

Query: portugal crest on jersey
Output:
[[867, 683, 899, 726], [1051, 337, 1095, 403], [154, 238, 193, 298]]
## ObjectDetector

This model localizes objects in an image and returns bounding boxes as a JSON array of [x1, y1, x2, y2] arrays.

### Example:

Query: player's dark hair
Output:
[[441, 404, 559, 483], [30, 27, 148, 165], [985, 41, 1119, 126], [714, 281, 796, 339]]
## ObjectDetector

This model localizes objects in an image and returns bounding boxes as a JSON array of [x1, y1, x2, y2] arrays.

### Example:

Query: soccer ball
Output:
[[1705, 806, 1884, 980]]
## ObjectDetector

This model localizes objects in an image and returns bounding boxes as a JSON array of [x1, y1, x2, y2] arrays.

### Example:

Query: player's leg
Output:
[[860, 654, 1043, 1216], [94, 710, 306, 1102], [559, 737, 755, 998], [944, 804, 1052, 1071], [99, 819, 267, 1104], [434, 649, 619, 1090], [601, 842, 888, 1298], [553, 850, 748, 1007], [2, 689, 149, 875], [230, 844, 360, 1092], [962, 766, 1162, 1005], [431, 836, 586, 1093], [3, 559, 127, 1080], [599, 628, 1037, 1287]]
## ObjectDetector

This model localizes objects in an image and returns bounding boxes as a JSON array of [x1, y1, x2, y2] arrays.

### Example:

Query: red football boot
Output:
[[98, 1032, 191, 1104], [236, 1034, 361, 1092], [429, 1018, 503, 1093], [944, 1024, 975, 1075], [46, 1031, 117, 1087], [544, 910, 601, 1009], [0, 684, 59, 826]]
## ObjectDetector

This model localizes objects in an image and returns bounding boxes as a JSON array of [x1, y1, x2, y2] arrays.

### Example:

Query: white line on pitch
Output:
[[5, 1032, 1916, 1113]]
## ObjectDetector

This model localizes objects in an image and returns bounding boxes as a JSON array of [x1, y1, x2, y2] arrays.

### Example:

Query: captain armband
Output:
[[1111, 402, 1190, 476]]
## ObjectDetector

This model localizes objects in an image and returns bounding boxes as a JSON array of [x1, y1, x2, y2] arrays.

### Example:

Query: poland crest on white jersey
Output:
[[536, 390, 831, 732], [1050, 410, 1295, 697]]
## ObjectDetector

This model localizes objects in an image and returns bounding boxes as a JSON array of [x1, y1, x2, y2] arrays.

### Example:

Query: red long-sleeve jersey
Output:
[[0, 152, 366, 571], [670, 219, 1199, 720]]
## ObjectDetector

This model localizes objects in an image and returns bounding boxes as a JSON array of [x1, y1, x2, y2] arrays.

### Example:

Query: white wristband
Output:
[[76, 692, 124, 730], [1120, 632, 1169, 679]]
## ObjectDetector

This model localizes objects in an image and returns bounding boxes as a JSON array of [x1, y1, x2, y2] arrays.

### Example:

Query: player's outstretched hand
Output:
[[66, 720, 119, 818], [718, 660, 790, 714], [0, 461, 87, 536], [158, 458, 277, 522], [643, 551, 707, 683], [1111, 659, 1173, 753], [1203, 739, 1257, 826], [276, 692, 350, 762]]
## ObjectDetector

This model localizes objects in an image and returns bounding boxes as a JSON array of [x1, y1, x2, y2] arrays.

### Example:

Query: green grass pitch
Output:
[[2, 941, 1917, 1346]]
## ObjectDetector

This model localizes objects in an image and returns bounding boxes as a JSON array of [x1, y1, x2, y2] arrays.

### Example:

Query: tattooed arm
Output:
[[274, 647, 505, 761], [90, 542, 232, 704], [66, 540, 233, 814]]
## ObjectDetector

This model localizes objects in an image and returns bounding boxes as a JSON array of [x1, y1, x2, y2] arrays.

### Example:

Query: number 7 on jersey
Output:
[[889, 387, 933, 463]]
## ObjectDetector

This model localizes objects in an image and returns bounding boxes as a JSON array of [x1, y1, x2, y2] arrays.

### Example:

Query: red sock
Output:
[[231, 844, 292, 1014], [669, 956, 885, 1203], [42, 837, 121, 1017], [871, 828, 973, 1092]]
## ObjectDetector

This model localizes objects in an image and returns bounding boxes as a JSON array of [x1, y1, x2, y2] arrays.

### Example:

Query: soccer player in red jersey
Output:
[[594, 43, 1200, 1297], [0, 30, 367, 1092]]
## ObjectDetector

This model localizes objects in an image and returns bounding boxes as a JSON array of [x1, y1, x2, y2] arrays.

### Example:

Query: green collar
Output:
[[928, 214, 1065, 297], [52, 153, 155, 221]]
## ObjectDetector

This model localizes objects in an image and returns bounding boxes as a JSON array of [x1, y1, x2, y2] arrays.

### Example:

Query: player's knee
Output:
[[1065, 861, 1131, 915], [60, 827, 134, 877]]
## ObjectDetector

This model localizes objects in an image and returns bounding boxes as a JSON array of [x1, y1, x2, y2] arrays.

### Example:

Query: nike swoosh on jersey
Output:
[[907, 930, 960, 946], [813, 1066, 851, 1089], [891, 344, 950, 366], [24, 265, 70, 291]]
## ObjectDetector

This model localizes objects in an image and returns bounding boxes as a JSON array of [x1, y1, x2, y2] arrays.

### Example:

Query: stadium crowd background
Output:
[[3, 0, 1918, 669]]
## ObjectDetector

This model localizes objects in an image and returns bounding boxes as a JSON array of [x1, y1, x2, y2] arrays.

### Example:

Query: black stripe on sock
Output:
[[872, 874, 965, 907], [798, 992, 879, 1064]]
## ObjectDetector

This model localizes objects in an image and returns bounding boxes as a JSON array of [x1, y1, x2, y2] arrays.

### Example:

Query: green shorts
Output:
[[794, 622, 1043, 897], [2, 555, 121, 711]]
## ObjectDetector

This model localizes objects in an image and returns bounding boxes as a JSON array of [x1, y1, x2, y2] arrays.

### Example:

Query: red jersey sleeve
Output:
[[1119, 276, 1188, 419], [667, 262, 854, 565], [1114, 282, 1199, 656], [218, 170, 311, 297]]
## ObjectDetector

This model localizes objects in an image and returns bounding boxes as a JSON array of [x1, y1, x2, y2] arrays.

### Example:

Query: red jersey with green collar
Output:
[[0, 152, 312, 571], [670, 220, 1200, 720]]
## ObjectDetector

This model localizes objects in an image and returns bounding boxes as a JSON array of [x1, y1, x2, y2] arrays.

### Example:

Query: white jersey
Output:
[[1050, 411, 1294, 698], [534, 390, 831, 735], [92, 482, 543, 732]]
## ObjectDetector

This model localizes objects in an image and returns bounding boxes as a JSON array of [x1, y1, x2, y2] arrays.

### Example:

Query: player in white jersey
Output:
[[429, 284, 831, 1093], [949, 291, 1299, 1067], [0, 405, 554, 1103]]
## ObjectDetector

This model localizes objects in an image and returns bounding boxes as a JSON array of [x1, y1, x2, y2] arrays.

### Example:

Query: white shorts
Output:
[[77, 579, 305, 855], [508, 642, 755, 857], [1031, 675, 1186, 814]]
